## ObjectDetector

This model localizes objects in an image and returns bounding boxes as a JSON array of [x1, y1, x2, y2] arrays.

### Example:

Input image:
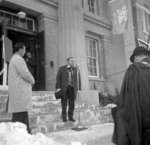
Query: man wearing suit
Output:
[[56, 57, 80, 122]]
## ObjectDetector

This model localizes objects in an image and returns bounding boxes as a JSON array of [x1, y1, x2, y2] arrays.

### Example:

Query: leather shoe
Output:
[[69, 118, 76, 122]]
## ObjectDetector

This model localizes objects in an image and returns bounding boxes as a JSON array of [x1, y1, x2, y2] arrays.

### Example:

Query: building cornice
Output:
[[38, 0, 58, 8], [83, 13, 112, 30]]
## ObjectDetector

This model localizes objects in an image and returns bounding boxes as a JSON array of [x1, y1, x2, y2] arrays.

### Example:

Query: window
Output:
[[0, 10, 36, 32], [143, 11, 150, 33], [88, 0, 95, 14], [86, 36, 100, 77], [83, 0, 99, 15]]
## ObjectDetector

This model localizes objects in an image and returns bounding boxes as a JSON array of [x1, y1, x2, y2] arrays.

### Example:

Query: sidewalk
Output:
[[48, 123, 115, 145]]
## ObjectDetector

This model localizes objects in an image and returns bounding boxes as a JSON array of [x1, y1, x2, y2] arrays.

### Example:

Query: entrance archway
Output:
[[0, 23, 45, 90], [6, 30, 45, 90], [0, 5, 45, 90]]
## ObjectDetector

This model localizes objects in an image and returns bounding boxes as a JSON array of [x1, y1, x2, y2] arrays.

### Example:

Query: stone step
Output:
[[32, 91, 55, 101], [0, 91, 113, 134], [29, 99, 113, 133]]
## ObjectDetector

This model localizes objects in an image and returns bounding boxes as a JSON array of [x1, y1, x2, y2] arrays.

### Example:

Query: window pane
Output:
[[18, 19, 26, 29], [86, 36, 99, 77], [88, 0, 98, 15], [5, 14, 11, 25], [12, 16, 19, 26], [149, 14, 150, 31], [27, 19, 34, 31], [93, 66, 97, 76], [93, 40, 97, 57], [145, 12, 150, 32]]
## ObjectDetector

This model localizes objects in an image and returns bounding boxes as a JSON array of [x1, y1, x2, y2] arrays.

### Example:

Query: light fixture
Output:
[[17, 11, 26, 18]]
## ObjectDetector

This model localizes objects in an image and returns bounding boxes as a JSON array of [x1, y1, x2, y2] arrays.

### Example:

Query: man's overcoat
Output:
[[8, 54, 35, 113]]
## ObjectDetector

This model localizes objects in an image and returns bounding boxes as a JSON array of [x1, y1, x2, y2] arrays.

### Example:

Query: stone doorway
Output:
[[7, 30, 45, 90], [0, 26, 45, 90]]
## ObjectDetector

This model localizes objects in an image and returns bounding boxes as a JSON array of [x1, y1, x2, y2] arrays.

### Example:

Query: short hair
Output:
[[14, 42, 25, 52], [67, 57, 73, 62]]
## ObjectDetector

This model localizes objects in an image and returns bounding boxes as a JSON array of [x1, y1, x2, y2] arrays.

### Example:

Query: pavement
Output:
[[48, 123, 115, 145]]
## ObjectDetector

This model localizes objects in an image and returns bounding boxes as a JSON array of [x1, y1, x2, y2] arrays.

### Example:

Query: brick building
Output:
[[0, 0, 149, 93]]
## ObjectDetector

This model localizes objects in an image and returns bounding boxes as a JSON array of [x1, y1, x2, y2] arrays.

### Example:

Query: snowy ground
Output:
[[0, 122, 114, 145], [48, 123, 115, 145]]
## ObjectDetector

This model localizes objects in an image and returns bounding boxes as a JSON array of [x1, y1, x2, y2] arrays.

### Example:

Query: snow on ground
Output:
[[0, 122, 114, 145], [0, 122, 65, 145]]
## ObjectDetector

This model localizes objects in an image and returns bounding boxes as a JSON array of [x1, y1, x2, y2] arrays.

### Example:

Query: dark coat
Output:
[[56, 65, 81, 98], [116, 57, 150, 145]]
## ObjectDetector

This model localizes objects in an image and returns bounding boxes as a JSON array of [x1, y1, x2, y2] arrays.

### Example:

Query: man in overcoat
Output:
[[56, 57, 80, 122], [115, 46, 150, 145], [8, 42, 35, 133]]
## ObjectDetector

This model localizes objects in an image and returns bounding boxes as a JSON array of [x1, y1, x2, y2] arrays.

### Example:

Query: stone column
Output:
[[58, 0, 89, 90], [40, 14, 58, 90], [123, 0, 136, 66]]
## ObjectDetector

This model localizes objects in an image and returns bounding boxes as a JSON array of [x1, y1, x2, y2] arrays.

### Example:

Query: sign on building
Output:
[[109, 0, 128, 34]]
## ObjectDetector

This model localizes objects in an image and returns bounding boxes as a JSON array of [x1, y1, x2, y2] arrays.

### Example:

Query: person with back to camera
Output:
[[115, 46, 150, 145], [8, 42, 35, 133]]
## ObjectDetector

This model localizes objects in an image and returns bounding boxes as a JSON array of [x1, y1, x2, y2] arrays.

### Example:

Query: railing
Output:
[[0, 9, 36, 32]]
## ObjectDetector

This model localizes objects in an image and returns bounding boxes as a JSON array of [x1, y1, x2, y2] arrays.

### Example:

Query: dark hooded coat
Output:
[[115, 57, 150, 145]]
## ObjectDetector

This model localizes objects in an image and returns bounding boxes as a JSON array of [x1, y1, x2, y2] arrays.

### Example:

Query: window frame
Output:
[[143, 10, 150, 34], [83, 0, 99, 16], [86, 34, 100, 78]]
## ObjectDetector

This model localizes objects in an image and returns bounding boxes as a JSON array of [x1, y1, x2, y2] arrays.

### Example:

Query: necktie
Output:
[[68, 68, 73, 85]]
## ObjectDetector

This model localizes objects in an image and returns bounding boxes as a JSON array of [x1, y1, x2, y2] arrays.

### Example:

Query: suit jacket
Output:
[[56, 65, 81, 98], [8, 53, 35, 113]]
